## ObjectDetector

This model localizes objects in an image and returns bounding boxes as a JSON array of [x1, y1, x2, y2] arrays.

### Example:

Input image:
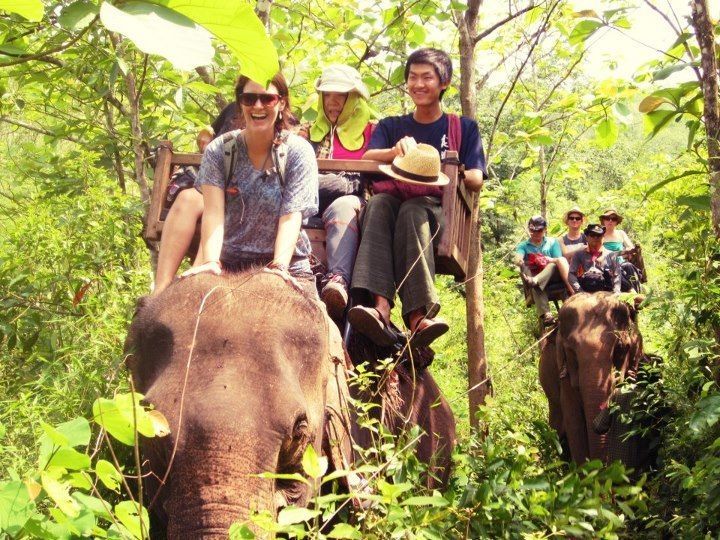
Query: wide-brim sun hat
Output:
[[564, 206, 585, 223], [378, 144, 449, 187], [599, 207, 623, 224], [315, 64, 370, 100]]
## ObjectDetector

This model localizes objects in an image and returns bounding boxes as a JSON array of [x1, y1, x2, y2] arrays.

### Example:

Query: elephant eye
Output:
[[292, 414, 309, 442]]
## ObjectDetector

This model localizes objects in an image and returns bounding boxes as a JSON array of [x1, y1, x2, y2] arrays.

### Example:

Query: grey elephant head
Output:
[[125, 271, 334, 538]]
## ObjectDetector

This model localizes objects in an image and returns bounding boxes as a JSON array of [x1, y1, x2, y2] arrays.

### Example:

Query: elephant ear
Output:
[[322, 360, 354, 489]]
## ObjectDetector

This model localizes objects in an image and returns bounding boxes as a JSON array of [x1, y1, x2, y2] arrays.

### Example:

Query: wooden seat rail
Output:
[[145, 142, 475, 281]]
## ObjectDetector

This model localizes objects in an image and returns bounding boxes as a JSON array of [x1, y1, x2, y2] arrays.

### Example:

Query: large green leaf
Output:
[[0, 0, 43, 20], [153, 0, 279, 84], [644, 170, 704, 198], [114, 500, 149, 540], [92, 393, 155, 446], [595, 118, 618, 148], [100, 1, 214, 71], [58, 1, 98, 30], [0, 481, 35, 534], [568, 20, 603, 46]]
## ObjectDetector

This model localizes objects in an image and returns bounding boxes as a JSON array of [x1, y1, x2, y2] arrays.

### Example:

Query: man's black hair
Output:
[[404, 48, 452, 100]]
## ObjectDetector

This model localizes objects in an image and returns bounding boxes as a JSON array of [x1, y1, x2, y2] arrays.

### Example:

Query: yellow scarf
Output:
[[310, 93, 371, 151]]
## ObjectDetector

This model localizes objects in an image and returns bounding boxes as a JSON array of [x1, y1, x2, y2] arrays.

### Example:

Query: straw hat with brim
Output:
[[315, 64, 370, 100], [378, 144, 450, 187], [599, 208, 623, 224], [564, 206, 585, 222]]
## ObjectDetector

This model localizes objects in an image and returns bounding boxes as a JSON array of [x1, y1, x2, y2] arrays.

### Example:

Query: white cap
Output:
[[315, 64, 370, 100]]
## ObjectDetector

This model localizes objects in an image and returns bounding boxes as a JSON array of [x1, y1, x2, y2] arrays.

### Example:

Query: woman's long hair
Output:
[[234, 72, 296, 133]]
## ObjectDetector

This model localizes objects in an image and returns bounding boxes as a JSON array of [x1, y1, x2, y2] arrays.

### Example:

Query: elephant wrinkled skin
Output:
[[125, 271, 351, 539], [555, 292, 643, 464]]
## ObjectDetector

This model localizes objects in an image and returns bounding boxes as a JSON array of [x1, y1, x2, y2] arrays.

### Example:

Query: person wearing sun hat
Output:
[[514, 215, 574, 326], [294, 64, 376, 320], [598, 208, 642, 292], [348, 48, 487, 348], [558, 206, 587, 258], [567, 223, 622, 294]]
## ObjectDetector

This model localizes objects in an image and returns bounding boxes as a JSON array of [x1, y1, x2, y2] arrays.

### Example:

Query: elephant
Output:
[[346, 331, 457, 489], [538, 330, 565, 452], [555, 292, 644, 464], [125, 270, 354, 538]]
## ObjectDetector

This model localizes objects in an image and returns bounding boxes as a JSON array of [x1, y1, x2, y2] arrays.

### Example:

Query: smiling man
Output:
[[348, 48, 486, 348]]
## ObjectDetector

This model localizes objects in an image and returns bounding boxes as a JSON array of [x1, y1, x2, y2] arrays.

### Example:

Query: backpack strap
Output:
[[272, 131, 289, 188], [222, 132, 238, 186], [447, 113, 462, 153]]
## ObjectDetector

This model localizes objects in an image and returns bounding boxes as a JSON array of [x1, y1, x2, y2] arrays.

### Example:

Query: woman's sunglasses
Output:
[[567, 215, 583, 221], [601, 216, 619, 222], [239, 93, 281, 107]]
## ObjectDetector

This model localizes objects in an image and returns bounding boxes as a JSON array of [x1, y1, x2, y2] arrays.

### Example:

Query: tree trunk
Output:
[[255, 0, 273, 29], [539, 146, 547, 219], [690, 0, 720, 238], [690, 0, 720, 372], [457, 0, 491, 429]]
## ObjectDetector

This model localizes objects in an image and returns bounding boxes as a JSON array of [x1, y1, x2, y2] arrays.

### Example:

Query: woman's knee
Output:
[[322, 195, 362, 225], [173, 188, 204, 217]]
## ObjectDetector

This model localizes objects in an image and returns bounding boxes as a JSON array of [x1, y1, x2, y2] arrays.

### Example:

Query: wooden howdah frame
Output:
[[144, 141, 476, 281]]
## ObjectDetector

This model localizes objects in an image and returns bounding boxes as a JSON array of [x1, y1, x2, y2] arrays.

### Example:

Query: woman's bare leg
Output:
[[555, 257, 574, 295], [153, 189, 204, 294]]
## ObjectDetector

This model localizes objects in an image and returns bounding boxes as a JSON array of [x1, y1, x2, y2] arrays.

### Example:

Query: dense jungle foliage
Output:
[[2, 0, 720, 537]]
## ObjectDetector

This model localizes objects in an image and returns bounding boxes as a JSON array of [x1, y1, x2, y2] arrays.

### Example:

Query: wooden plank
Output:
[[317, 159, 382, 173], [144, 141, 174, 242]]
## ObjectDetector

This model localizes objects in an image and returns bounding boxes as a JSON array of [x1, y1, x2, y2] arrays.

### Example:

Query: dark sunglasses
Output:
[[567, 215, 583, 221], [239, 93, 281, 107], [601, 216, 619, 222]]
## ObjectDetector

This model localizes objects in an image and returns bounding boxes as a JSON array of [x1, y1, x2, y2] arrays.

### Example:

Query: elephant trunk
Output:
[[163, 432, 278, 539]]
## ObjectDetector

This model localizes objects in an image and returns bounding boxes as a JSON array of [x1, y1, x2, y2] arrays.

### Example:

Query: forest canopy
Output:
[[1, 0, 720, 537]]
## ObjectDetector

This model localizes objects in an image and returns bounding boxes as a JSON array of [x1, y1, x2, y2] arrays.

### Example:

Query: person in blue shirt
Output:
[[514, 215, 574, 325], [348, 47, 486, 348]]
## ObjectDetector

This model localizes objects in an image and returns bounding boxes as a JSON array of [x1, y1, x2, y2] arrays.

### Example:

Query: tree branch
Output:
[[474, 4, 536, 44]]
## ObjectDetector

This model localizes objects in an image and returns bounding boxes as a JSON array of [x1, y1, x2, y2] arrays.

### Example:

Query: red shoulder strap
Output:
[[447, 113, 461, 153]]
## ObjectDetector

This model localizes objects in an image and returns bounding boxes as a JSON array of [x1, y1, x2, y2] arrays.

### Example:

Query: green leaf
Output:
[[114, 501, 149, 540], [327, 523, 363, 539], [152, 0, 279, 84], [229, 522, 256, 539], [41, 472, 81, 518], [301, 445, 327, 479], [653, 63, 691, 81], [46, 447, 91, 470], [401, 495, 450, 506], [96, 460, 123, 492], [0, 0, 43, 20], [56, 417, 91, 447], [92, 393, 154, 446], [58, 1, 98, 30], [407, 23, 426, 46], [0, 481, 35, 534], [644, 170, 704, 198], [0, 422, 5, 440], [638, 95, 668, 114], [568, 20, 603, 46], [99, 1, 214, 71], [643, 110, 677, 138], [595, 118, 618, 148], [187, 80, 220, 94], [677, 194, 711, 210], [276, 506, 320, 525]]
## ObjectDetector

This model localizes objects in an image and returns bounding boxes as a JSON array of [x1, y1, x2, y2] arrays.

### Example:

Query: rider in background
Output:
[[558, 206, 587, 259], [514, 215, 574, 326], [568, 224, 621, 294], [599, 208, 641, 292]]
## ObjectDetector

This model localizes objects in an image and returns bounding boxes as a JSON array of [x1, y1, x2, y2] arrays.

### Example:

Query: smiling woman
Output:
[[181, 72, 319, 292]]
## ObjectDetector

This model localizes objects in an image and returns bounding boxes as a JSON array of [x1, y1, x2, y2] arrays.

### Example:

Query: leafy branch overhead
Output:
[[1, 0, 279, 81]]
